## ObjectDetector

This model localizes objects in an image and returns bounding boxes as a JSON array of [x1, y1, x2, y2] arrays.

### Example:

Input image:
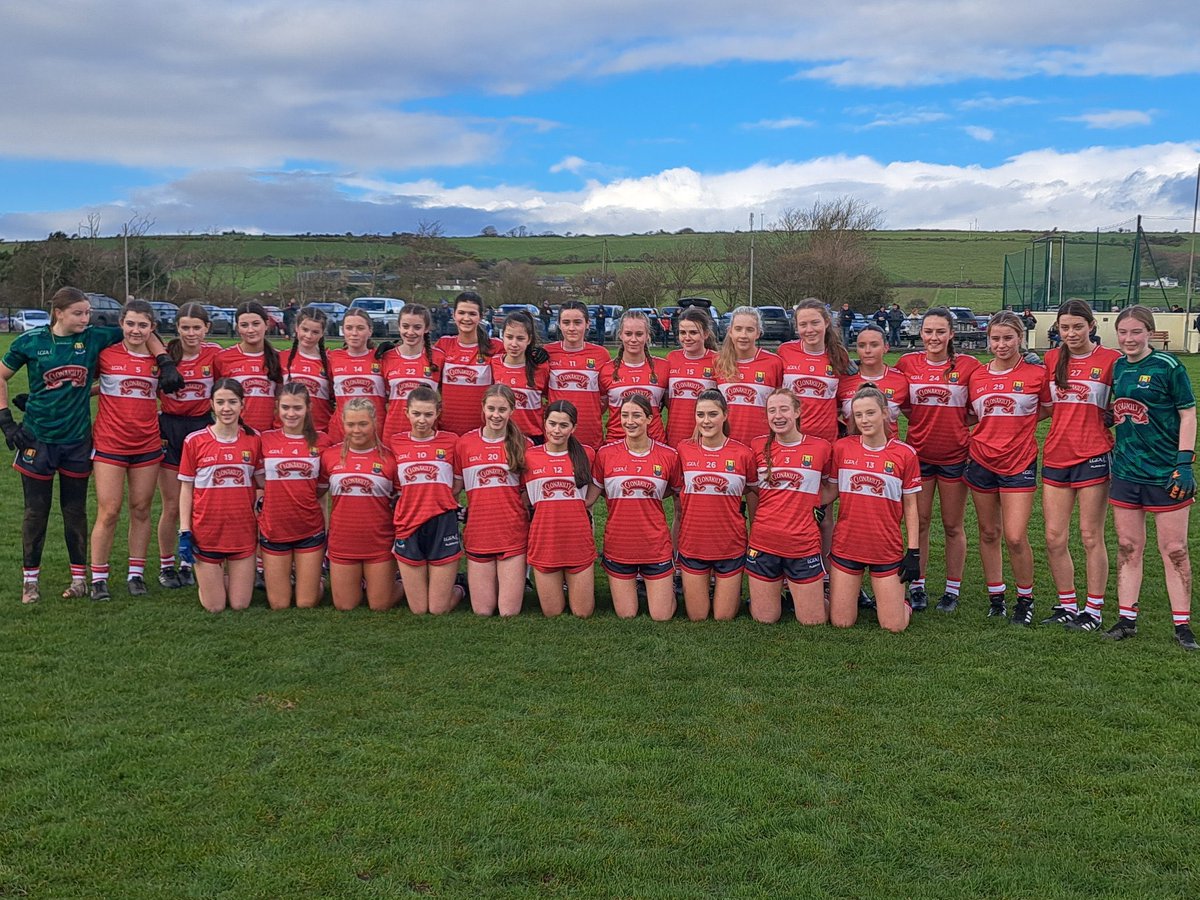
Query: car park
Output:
[[624, 307, 671, 343], [202, 305, 235, 335], [586, 304, 624, 343], [946, 306, 987, 349], [148, 301, 179, 333], [757, 306, 794, 342], [494, 303, 549, 340], [304, 301, 348, 335], [262, 305, 286, 336], [84, 292, 123, 327], [348, 296, 406, 337], [11, 309, 51, 332]]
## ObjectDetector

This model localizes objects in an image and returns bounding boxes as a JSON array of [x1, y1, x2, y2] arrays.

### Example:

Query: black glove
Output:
[[374, 341, 396, 359], [813, 503, 827, 525], [0, 407, 34, 452], [899, 549, 920, 584], [456, 504, 468, 525], [155, 355, 186, 394], [1102, 407, 1115, 429], [529, 345, 550, 366], [11, 393, 28, 412]]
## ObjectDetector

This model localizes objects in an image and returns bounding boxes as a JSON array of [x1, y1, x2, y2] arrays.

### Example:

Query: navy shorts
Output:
[[394, 509, 462, 566], [744, 548, 824, 584], [161, 413, 212, 470], [13, 439, 92, 480], [677, 553, 745, 577], [194, 544, 256, 564], [1042, 455, 1110, 489], [601, 556, 674, 581], [92, 447, 164, 469], [919, 460, 967, 482], [1109, 475, 1194, 513], [260, 530, 327, 555], [830, 553, 901, 577], [965, 457, 1037, 493]]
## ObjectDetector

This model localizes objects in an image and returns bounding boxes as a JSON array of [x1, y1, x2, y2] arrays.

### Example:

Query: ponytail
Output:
[[1055, 299, 1096, 390], [545, 400, 590, 488]]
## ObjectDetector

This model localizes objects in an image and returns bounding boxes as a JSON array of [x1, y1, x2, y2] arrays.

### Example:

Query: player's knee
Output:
[[977, 522, 1001, 545], [1163, 541, 1190, 568]]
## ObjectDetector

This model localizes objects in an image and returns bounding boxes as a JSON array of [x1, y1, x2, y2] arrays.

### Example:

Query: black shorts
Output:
[[601, 556, 674, 581], [194, 544, 256, 564], [1042, 455, 1110, 489], [965, 457, 1037, 494], [744, 548, 825, 584], [161, 413, 212, 470], [92, 447, 164, 469], [393, 509, 462, 566], [677, 552, 745, 577], [830, 553, 901, 577], [260, 530, 327, 555], [1109, 475, 1194, 513], [13, 439, 92, 480], [919, 460, 967, 482]]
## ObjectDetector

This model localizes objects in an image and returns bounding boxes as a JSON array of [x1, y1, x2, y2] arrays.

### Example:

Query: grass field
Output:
[[2, 338, 1198, 898]]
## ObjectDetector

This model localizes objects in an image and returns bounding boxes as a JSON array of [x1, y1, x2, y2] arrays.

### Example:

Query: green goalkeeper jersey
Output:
[[1111, 349, 1195, 485]]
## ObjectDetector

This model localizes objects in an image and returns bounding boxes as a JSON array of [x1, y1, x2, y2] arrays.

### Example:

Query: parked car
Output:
[[0, 311, 9, 332], [624, 307, 671, 343], [262, 305, 286, 336], [202, 305, 235, 335], [586, 304, 624, 342], [148, 301, 179, 333], [945, 306, 987, 349], [348, 296, 407, 337], [714, 310, 735, 341], [757, 306, 794, 342], [494, 303, 549, 340], [12, 309, 51, 332], [84, 292, 122, 327], [304, 301, 349, 335]]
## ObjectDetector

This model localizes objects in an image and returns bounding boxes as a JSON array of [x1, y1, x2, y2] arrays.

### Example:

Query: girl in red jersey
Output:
[[592, 393, 683, 621], [491, 309, 549, 441], [675, 390, 757, 621], [435, 291, 503, 435], [524, 400, 601, 617], [283, 306, 334, 433], [381, 303, 444, 445], [455, 384, 532, 616], [826, 386, 921, 633], [746, 388, 836, 625], [714, 307, 783, 447], [89, 300, 168, 600], [665, 306, 718, 447], [259, 384, 331, 610], [217, 301, 283, 434], [389, 385, 465, 616], [838, 325, 909, 437], [545, 300, 607, 449], [966, 310, 1048, 625], [326, 308, 387, 444], [1039, 299, 1122, 630], [156, 302, 221, 590], [895, 307, 982, 612], [599, 310, 670, 443], [321, 397, 400, 612], [178, 378, 263, 613]]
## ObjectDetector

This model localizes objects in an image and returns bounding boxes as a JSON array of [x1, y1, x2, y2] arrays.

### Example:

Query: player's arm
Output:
[[744, 491, 759, 523], [1177, 406, 1196, 456], [819, 479, 838, 505], [0, 363, 34, 450], [584, 482, 601, 508], [179, 482, 195, 533]]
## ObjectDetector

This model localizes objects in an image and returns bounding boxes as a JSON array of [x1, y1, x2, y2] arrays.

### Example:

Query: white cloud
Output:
[[859, 111, 950, 129], [1063, 109, 1154, 129], [741, 117, 815, 130], [964, 125, 995, 141], [956, 95, 1039, 111], [550, 156, 589, 174]]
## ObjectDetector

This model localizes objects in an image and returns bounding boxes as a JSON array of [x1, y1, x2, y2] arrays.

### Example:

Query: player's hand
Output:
[[1102, 407, 1115, 429], [0, 408, 34, 451], [529, 345, 550, 366], [813, 503, 827, 525], [456, 504, 468, 525], [178, 530, 195, 566], [374, 341, 396, 359], [1167, 451, 1196, 502], [156, 354, 186, 394], [899, 549, 920, 584], [1023, 350, 1043, 366]]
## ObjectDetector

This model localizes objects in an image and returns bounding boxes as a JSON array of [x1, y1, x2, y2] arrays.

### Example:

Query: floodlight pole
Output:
[[1185, 163, 1199, 351]]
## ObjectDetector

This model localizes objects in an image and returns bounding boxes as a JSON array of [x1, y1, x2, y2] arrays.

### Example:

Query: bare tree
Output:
[[490, 261, 549, 306], [703, 234, 750, 310], [608, 266, 665, 309]]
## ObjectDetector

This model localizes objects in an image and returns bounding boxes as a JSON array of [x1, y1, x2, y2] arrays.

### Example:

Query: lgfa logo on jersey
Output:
[[1089, 367, 1101, 381], [725, 459, 736, 472]]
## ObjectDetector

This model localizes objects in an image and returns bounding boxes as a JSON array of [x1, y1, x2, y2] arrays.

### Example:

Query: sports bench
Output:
[[1149, 331, 1170, 350]]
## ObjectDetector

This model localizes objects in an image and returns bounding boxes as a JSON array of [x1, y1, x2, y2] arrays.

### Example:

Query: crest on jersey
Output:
[[371, 362, 381, 374], [1089, 367, 1101, 380], [241, 449, 251, 463], [825, 365, 834, 377], [703, 367, 713, 378], [747, 548, 759, 559], [202, 366, 211, 377], [884, 460, 895, 474], [1013, 381, 1024, 393], [947, 371, 960, 384], [884, 387, 895, 399], [586, 358, 596, 369], [801, 454, 813, 468], [74, 342, 84, 351], [754, 371, 765, 384], [423, 366, 432, 377], [435, 448, 446, 460], [725, 459, 736, 472], [653, 464, 663, 477], [372, 461, 383, 475], [309, 446, 320, 457], [1138, 374, 1152, 386]]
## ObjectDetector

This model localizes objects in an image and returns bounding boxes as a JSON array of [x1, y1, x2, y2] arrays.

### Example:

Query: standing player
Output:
[[545, 301, 606, 449], [157, 302, 220, 589], [258, 384, 330, 610], [218, 301, 283, 434], [966, 311, 1048, 625], [593, 393, 683, 621], [321, 397, 400, 611], [326, 308, 387, 444], [675, 390, 757, 620], [838, 325, 908, 437], [599, 311, 670, 443], [827, 386, 922, 633], [456, 384, 531, 616], [283, 305, 335, 434], [88, 300, 167, 600], [178, 379, 263, 613], [490, 309, 549, 441], [524, 400, 600, 617], [1038, 299, 1121, 629], [896, 307, 981, 612], [713, 307, 783, 446], [381, 303, 444, 445], [1105, 306, 1196, 650], [435, 291, 502, 435], [746, 389, 835, 624], [664, 307, 718, 447], [389, 385, 465, 616]]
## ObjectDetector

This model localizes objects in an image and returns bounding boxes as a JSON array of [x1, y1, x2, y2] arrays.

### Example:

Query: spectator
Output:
[[1021, 309, 1037, 343], [903, 309, 922, 347], [540, 301, 553, 333], [283, 300, 299, 338], [594, 304, 607, 345], [1047, 323, 1061, 348], [873, 306, 889, 330], [838, 304, 854, 343], [887, 303, 904, 346], [434, 300, 451, 337]]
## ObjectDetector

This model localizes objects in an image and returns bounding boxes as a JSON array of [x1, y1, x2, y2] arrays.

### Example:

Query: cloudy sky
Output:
[[2, 1, 1198, 239]]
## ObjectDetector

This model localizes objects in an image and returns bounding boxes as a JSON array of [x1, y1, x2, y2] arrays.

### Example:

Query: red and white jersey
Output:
[[968, 360, 1047, 475], [435, 336, 503, 435], [716, 349, 784, 446], [665, 349, 718, 447], [599, 356, 669, 443], [829, 436, 920, 565], [895, 353, 981, 465], [178, 427, 262, 554], [217, 345, 278, 434], [750, 433, 832, 558], [837, 366, 910, 439], [389, 430, 459, 538], [283, 349, 333, 433], [327, 348, 387, 444], [94, 343, 162, 456], [160, 342, 221, 417], [258, 429, 330, 542], [778, 343, 841, 444], [1040, 346, 1120, 469], [454, 429, 531, 555], [675, 438, 757, 561], [523, 444, 597, 571], [490, 357, 549, 439], [381, 346, 444, 444], [321, 444, 397, 561], [592, 439, 682, 564], [545, 341, 607, 448]]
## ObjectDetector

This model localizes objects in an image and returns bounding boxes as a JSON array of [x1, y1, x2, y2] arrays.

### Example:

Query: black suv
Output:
[[85, 292, 122, 327], [757, 306, 794, 341]]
